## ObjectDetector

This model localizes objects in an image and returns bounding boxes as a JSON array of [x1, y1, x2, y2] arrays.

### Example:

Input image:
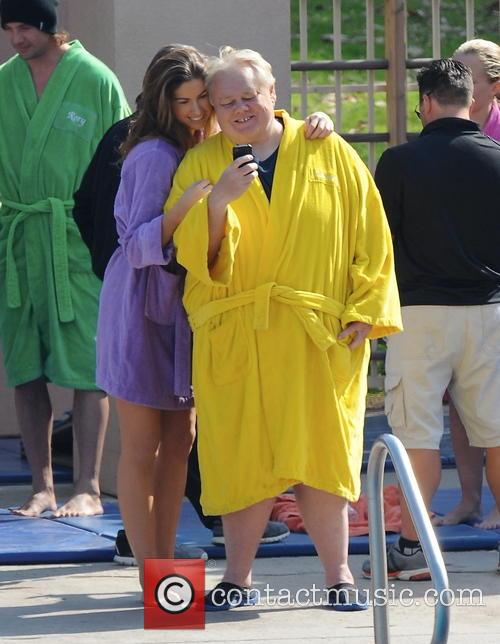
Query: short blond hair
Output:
[[206, 46, 275, 92], [453, 39, 500, 83]]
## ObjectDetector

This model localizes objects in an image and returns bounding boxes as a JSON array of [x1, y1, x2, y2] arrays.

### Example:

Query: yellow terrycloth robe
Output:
[[168, 110, 402, 515]]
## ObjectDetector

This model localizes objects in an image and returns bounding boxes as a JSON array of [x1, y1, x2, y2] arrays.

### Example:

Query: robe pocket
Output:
[[304, 167, 340, 228], [324, 315, 355, 390], [53, 102, 98, 142], [144, 266, 182, 325], [329, 340, 352, 386], [384, 374, 406, 430], [209, 310, 251, 386], [307, 167, 340, 187]]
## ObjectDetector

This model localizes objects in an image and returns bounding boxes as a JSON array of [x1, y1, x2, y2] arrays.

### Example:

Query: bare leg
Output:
[[480, 447, 500, 530], [55, 389, 109, 517], [153, 408, 196, 558], [12, 379, 57, 516], [221, 498, 276, 587], [432, 402, 483, 526], [116, 399, 161, 589], [294, 484, 353, 587], [401, 449, 441, 541]]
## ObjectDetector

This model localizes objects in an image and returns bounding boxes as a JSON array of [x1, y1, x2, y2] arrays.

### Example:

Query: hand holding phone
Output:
[[208, 144, 258, 209], [232, 144, 254, 166]]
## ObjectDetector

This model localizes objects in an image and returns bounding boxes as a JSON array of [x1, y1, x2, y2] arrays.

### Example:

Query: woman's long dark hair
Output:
[[120, 44, 214, 158]]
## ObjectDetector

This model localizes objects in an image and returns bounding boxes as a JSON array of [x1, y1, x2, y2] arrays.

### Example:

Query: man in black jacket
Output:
[[362, 59, 500, 581], [73, 116, 130, 280]]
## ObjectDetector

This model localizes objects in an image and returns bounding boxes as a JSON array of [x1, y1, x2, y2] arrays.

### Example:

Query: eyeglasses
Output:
[[414, 92, 432, 120]]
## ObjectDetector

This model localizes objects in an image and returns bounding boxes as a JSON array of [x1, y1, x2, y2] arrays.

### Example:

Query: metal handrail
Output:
[[367, 434, 451, 644]]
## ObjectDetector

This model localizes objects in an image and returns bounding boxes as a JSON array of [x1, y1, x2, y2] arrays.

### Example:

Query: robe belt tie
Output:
[[2, 197, 75, 322], [188, 282, 345, 351]]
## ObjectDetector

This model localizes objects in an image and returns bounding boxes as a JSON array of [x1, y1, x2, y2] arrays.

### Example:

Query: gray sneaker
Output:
[[211, 520, 290, 546], [113, 530, 207, 565], [362, 540, 431, 581], [174, 543, 208, 560]]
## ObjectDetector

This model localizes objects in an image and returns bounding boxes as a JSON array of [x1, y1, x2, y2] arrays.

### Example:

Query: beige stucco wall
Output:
[[0, 0, 291, 106], [0, 1, 291, 492], [111, 0, 291, 109]]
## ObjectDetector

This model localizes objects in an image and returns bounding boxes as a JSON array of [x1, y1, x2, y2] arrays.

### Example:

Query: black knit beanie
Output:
[[1, 0, 59, 34]]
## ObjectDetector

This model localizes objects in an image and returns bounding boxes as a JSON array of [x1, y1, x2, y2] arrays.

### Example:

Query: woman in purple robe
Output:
[[96, 45, 213, 589]]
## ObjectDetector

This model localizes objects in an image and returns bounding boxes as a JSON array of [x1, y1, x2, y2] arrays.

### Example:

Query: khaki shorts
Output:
[[385, 304, 500, 449]]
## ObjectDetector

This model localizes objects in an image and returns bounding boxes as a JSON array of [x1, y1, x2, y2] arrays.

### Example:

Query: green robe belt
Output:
[[2, 197, 75, 322]]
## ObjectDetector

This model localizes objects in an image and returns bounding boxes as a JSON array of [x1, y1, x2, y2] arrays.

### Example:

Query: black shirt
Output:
[[255, 117, 283, 200], [257, 146, 279, 200], [375, 118, 500, 306]]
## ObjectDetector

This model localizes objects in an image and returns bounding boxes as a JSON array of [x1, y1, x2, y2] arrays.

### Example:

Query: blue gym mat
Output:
[[0, 510, 115, 564], [173, 495, 500, 558], [0, 437, 73, 485], [53, 501, 123, 539], [2, 487, 498, 564]]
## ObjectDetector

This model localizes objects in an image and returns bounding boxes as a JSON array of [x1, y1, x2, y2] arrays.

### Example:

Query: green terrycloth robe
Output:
[[0, 40, 130, 388]]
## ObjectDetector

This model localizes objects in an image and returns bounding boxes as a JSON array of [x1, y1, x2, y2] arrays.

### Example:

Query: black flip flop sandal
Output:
[[326, 582, 369, 612], [204, 581, 258, 612]]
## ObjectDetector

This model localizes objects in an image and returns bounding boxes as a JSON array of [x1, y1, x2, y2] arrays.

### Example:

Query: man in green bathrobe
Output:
[[0, 0, 130, 516]]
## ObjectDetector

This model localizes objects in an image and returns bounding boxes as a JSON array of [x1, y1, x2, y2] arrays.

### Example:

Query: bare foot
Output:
[[53, 492, 103, 517], [476, 506, 500, 530], [10, 490, 57, 517], [430, 501, 481, 526]]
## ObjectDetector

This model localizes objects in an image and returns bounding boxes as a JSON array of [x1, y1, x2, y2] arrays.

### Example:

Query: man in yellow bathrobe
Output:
[[167, 47, 402, 611]]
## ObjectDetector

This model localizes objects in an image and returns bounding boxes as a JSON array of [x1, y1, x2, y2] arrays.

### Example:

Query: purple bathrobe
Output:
[[96, 138, 192, 409]]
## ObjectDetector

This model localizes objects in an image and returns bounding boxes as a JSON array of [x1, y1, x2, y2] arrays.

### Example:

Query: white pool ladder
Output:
[[367, 433, 451, 644]]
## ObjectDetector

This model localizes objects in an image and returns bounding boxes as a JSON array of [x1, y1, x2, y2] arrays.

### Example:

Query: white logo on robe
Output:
[[313, 170, 338, 184], [66, 111, 87, 128]]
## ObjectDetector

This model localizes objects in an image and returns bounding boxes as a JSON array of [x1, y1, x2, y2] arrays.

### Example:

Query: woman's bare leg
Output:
[[153, 408, 196, 558], [116, 398, 161, 588]]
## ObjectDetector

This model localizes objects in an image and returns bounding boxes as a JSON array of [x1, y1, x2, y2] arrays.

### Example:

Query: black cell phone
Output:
[[232, 144, 253, 164]]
